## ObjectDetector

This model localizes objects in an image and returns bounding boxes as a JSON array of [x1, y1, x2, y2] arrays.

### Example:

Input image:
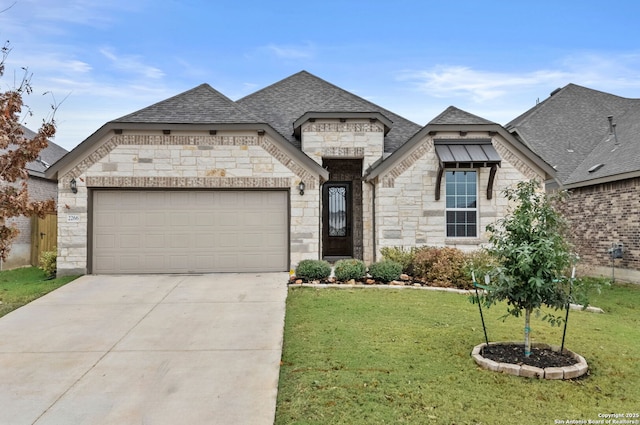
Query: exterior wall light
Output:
[[70, 178, 78, 194], [298, 181, 305, 196]]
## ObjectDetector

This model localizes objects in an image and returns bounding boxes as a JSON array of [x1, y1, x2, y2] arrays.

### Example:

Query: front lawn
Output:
[[276, 283, 640, 424], [0, 267, 79, 318]]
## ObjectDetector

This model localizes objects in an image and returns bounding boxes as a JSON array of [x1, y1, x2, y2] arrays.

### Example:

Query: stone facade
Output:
[[558, 176, 640, 281], [373, 131, 546, 256], [56, 131, 320, 275], [301, 119, 385, 263]]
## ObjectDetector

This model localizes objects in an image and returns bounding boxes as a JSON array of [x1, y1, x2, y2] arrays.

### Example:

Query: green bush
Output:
[[368, 260, 403, 283], [379, 246, 416, 275], [39, 250, 57, 279], [413, 246, 470, 289], [295, 259, 332, 281], [334, 259, 366, 281], [462, 249, 500, 283]]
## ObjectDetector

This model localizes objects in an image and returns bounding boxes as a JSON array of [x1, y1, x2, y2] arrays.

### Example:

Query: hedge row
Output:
[[294, 247, 499, 288]]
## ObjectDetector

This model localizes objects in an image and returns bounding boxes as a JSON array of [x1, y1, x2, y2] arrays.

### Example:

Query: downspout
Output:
[[367, 180, 377, 261], [319, 181, 323, 260]]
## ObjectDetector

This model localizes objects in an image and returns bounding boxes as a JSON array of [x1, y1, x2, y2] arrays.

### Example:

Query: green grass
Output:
[[275, 282, 640, 424], [0, 267, 80, 318]]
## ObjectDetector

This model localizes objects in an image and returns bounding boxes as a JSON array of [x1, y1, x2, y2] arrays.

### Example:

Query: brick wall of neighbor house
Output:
[[374, 132, 544, 258], [301, 119, 385, 263], [55, 131, 320, 275], [558, 176, 640, 278], [2, 177, 57, 269]]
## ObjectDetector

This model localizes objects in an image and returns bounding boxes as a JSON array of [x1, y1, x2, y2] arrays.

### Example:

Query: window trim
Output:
[[444, 169, 478, 238]]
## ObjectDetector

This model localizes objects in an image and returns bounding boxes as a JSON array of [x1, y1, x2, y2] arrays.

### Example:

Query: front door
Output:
[[322, 182, 352, 257]]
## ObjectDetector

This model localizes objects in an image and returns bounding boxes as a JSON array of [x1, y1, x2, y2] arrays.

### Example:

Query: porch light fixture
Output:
[[298, 181, 305, 196], [70, 178, 78, 194]]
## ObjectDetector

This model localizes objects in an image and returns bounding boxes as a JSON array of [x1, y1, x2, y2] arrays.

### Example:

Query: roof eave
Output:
[[365, 123, 557, 183], [45, 122, 329, 182], [293, 111, 393, 140], [562, 170, 640, 190]]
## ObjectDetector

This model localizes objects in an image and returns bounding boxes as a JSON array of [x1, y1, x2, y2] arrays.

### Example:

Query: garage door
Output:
[[92, 190, 288, 274]]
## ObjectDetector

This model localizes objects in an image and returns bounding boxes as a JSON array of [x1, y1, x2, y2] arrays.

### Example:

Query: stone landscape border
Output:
[[471, 342, 589, 380]]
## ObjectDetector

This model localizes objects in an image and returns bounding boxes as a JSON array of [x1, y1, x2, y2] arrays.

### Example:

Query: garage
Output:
[[92, 190, 288, 274]]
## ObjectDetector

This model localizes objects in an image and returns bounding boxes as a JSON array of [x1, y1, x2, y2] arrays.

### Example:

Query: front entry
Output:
[[323, 182, 352, 257], [322, 158, 363, 259]]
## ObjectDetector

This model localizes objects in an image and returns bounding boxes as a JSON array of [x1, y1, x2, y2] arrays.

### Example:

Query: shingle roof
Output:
[[429, 106, 495, 125], [0, 125, 68, 177], [506, 84, 640, 186], [112, 83, 263, 124], [236, 71, 422, 152]]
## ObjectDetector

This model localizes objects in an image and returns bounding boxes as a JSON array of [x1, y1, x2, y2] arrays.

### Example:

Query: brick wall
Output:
[[558, 176, 640, 273], [3, 176, 57, 269]]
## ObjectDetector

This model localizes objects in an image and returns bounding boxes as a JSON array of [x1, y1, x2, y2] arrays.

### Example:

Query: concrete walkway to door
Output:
[[0, 273, 288, 425]]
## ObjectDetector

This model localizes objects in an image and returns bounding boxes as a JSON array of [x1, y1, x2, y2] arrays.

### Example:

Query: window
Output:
[[445, 170, 477, 237]]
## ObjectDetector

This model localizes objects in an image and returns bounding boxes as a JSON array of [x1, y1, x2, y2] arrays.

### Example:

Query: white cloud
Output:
[[100, 48, 165, 80], [399, 66, 572, 102], [266, 43, 314, 59], [399, 52, 640, 104]]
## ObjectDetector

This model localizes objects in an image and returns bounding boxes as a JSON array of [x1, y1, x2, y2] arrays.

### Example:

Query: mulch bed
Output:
[[481, 344, 577, 369]]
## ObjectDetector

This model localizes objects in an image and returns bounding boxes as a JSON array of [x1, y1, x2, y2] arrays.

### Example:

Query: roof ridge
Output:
[[112, 83, 264, 124], [506, 84, 571, 129], [428, 106, 495, 125]]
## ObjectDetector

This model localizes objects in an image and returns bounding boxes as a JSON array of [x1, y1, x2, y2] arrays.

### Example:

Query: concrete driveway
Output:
[[0, 273, 288, 425]]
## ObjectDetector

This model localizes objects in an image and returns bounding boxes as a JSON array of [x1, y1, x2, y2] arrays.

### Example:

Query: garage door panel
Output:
[[170, 234, 190, 249], [145, 212, 166, 226], [119, 234, 140, 249], [93, 190, 288, 274]]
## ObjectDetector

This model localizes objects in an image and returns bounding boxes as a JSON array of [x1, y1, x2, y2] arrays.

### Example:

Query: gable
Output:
[[367, 108, 556, 186], [236, 71, 422, 153]]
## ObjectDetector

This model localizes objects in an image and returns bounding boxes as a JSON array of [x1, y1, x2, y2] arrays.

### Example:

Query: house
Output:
[[506, 84, 640, 282], [1, 126, 67, 270], [45, 71, 554, 276]]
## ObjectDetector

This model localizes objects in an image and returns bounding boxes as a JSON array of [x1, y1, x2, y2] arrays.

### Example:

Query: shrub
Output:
[[368, 260, 403, 283], [379, 246, 416, 275], [39, 250, 57, 279], [413, 247, 469, 288], [334, 259, 366, 281], [295, 259, 332, 281], [462, 249, 501, 283]]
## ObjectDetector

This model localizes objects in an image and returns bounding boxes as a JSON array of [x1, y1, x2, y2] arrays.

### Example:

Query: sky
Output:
[[1, 0, 640, 151]]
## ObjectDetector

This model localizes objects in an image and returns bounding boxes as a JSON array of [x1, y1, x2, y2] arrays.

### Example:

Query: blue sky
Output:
[[2, 0, 640, 151]]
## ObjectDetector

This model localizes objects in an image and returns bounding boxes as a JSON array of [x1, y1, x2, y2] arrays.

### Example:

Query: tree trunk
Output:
[[524, 308, 532, 357]]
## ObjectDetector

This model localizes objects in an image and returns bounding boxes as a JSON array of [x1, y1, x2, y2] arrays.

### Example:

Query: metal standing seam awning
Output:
[[434, 139, 502, 200]]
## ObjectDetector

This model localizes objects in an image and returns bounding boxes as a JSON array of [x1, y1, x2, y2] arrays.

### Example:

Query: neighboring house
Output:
[[45, 71, 554, 276], [506, 84, 640, 282], [1, 126, 67, 270]]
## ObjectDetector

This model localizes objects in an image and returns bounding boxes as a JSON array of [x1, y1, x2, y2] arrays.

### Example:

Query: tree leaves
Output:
[[483, 180, 573, 315], [0, 41, 57, 261]]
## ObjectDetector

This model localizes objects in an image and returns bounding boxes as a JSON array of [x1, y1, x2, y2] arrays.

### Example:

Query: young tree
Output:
[[482, 180, 573, 357], [1, 41, 57, 261]]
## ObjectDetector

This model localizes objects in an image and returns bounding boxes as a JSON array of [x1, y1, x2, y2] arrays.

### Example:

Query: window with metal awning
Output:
[[434, 139, 502, 200]]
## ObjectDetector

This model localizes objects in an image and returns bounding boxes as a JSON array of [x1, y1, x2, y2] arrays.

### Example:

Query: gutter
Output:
[[368, 180, 377, 261]]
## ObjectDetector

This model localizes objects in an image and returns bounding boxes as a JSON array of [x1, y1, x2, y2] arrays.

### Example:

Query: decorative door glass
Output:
[[328, 186, 347, 237]]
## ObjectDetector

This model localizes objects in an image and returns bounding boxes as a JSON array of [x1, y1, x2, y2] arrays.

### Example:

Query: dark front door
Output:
[[323, 182, 352, 257]]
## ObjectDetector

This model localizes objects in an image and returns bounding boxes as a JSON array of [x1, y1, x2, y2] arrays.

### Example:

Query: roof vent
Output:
[[35, 157, 51, 169], [607, 115, 614, 133], [588, 163, 605, 173], [550, 87, 562, 97]]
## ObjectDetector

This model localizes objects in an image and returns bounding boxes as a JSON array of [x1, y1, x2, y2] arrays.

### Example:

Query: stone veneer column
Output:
[[301, 120, 385, 262]]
